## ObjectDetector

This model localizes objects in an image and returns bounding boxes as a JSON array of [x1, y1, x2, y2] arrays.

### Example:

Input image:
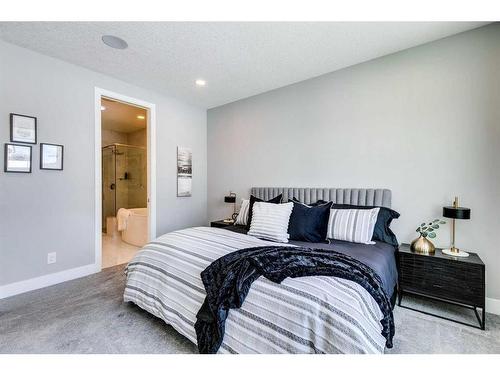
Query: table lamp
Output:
[[442, 196, 471, 257], [224, 192, 237, 223]]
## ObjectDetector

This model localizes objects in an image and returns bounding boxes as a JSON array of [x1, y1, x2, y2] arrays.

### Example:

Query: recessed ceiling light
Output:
[[195, 79, 206, 87], [137, 115, 145, 120], [102, 35, 128, 50]]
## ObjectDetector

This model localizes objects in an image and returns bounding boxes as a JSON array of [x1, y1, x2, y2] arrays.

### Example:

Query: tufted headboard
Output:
[[250, 187, 392, 208]]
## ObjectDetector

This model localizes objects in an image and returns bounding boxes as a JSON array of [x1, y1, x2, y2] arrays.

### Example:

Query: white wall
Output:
[[0, 40, 207, 287], [208, 24, 500, 301]]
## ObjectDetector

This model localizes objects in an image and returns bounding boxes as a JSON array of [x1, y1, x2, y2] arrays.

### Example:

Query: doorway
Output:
[[94, 88, 156, 270]]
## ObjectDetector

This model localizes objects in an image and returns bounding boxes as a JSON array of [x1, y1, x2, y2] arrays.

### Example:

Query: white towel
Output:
[[117, 208, 131, 231]]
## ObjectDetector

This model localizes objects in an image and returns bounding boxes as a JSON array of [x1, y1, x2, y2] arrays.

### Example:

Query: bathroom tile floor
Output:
[[102, 234, 140, 269]]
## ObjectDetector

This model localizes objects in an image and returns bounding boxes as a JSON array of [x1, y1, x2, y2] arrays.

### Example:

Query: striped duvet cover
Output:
[[124, 227, 387, 354]]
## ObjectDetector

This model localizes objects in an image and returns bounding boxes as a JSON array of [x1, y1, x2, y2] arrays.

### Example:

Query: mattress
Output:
[[124, 226, 390, 354]]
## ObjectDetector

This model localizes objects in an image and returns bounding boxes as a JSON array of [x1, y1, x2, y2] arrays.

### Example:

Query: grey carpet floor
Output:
[[1, 264, 499, 354]]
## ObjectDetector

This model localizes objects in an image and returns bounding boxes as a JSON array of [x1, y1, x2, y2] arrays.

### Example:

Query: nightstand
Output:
[[210, 219, 234, 228], [398, 243, 485, 329]]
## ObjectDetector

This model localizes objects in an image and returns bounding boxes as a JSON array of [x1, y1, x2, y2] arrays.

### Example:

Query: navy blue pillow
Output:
[[288, 199, 332, 242]]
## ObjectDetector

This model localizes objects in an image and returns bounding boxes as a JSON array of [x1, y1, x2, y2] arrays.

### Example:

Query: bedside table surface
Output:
[[399, 243, 484, 266], [210, 220, 234, 228]]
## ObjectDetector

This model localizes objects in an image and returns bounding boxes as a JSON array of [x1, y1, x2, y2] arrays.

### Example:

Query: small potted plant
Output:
[[411, 219, 446, 254]]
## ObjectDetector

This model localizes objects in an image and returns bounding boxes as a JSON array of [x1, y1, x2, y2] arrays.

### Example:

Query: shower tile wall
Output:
[[128, 129, 146, 147], [127, 129, 147, 209], [102, 129, 127, 147], [102, 129, 130, 210], [115, 148, 130, 210]]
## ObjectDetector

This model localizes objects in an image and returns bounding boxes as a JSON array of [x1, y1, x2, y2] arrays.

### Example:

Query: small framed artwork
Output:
[[4, 143, 32, 173], [40, 143, 64, 170], [10, 113, 37, 144], [177, 146, 192, 197]]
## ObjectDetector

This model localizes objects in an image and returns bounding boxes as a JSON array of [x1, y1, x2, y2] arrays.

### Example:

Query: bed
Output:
[[124, 187, 398, 354]]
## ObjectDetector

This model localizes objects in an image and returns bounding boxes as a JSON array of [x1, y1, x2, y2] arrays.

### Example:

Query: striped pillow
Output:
[[248, 202, 294, 243], [327, 208, 380, 244], [234, 199, 250, 225]]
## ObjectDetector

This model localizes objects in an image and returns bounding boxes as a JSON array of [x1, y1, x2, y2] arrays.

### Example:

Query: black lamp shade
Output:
[[224, 195, 236, 203], [443, 206, 471, 219]]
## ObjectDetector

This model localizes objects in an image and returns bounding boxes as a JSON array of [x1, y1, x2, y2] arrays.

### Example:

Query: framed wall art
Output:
[[4, 143, 32, 173], [40, 143, 64, 170], [10, 113, 37, 144], [177, 146, 192, 197]]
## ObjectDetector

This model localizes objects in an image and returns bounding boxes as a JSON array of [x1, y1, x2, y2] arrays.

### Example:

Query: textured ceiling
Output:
[[101, 98, 147, 133], [0, 22, 488, 109]]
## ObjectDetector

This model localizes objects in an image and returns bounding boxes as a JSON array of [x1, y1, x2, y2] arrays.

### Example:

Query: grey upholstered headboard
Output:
[[250, 187, 392, 208]]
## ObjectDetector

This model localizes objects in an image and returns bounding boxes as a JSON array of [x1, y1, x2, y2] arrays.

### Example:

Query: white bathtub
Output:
[[121, 208, 148, 247]]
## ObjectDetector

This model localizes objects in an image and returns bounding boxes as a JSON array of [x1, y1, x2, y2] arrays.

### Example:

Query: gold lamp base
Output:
[[442, 247, 469, 258]]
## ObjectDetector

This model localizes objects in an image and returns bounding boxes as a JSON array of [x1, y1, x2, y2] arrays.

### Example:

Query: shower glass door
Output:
[[102, 144, 147, 233], [102, 146, 116, 232], [124, 145, 147, 209]]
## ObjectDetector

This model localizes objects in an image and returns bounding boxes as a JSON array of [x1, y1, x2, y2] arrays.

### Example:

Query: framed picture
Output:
[[40, 143, 64, 170], [4, 143, 32, 173], [10, 113, 37, 144], [177, 146, 192, 197]]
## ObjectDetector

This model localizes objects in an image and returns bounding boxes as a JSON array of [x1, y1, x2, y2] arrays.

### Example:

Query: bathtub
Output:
[[121, 208, 148, 247]]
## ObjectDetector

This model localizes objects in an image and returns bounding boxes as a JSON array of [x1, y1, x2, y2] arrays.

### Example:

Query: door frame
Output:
[[94, 87, 157, 270]]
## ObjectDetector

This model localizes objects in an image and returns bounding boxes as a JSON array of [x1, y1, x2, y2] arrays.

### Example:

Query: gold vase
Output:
[[410, 235, 435, 255]]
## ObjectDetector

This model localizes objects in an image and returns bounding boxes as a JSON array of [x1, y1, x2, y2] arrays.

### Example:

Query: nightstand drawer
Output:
[[399, 253, 484, 306]]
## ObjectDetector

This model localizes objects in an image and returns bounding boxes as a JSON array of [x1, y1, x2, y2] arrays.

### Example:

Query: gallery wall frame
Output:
[[10, 113, 37, 144], [4, 143, 32, 173], [40, 143, 64, 171]]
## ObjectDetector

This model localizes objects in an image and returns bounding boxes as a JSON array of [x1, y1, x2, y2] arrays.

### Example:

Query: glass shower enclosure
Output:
[[102, 143, 147, 232]]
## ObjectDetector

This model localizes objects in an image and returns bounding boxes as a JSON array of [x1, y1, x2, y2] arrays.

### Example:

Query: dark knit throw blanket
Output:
[[195, 246, 395, 353]]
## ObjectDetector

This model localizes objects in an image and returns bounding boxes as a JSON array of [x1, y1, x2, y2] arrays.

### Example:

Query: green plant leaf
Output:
[[428, 232, 436, 238]]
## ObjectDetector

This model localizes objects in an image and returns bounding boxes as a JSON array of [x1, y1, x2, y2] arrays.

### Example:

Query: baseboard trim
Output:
[[0, 263, 100, 300], [486, 297, 500, 316]]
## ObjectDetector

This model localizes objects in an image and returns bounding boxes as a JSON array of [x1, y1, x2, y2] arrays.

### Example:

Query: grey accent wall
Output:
[[208, 24, 500, 300], [0, 40, 207, 286]]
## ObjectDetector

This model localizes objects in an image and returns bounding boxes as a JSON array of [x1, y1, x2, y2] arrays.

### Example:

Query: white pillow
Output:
[[327, 208, 380, 244], [234, 199, 250, 225], [247, 202, 293, 243]]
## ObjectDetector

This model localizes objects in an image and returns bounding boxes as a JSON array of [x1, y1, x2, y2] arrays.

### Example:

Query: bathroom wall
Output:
[[101, 129, 127, 146], [123, 146, 147, 210], [127, 128, 146, 147], [126, 129, 147, 209], [0, 40, 207, 294]]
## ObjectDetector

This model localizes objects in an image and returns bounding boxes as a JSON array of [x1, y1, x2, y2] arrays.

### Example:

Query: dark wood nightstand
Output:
[[210, 219, 234, 228], [398, 243, 485, 330]]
